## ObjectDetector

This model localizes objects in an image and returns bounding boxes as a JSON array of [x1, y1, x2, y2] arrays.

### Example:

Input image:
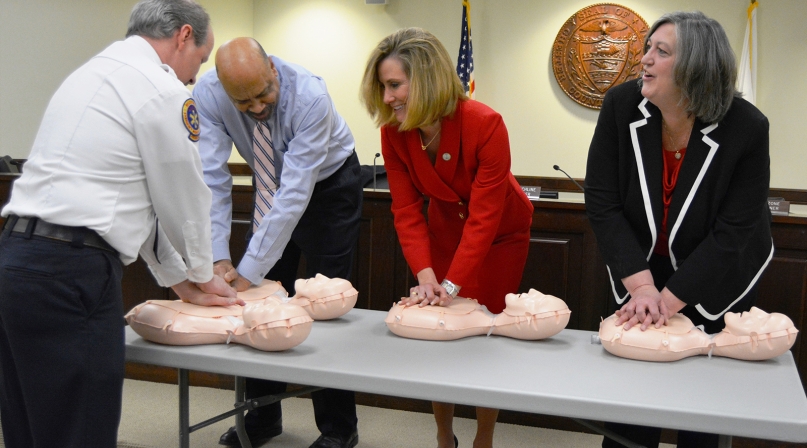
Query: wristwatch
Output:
[[440, 279, 461, 299]]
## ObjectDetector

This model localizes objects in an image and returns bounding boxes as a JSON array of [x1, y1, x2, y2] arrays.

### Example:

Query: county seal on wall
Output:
[[552, 4, 648, 109]]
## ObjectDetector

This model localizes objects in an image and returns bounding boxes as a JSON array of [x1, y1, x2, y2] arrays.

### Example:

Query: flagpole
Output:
[[464, 0, 471, 31], [737, 0, 758, 105]]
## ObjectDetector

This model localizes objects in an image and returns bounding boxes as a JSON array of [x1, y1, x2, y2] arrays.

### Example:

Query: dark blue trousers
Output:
[[0, 232, 124, 448], [245, 151, 362, 437]]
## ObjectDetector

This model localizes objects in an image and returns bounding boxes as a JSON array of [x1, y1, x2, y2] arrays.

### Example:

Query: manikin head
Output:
[[288, 275, 358, 320], [294, 274, 352, 299], [723, 307, 795, 336], [503, 288, 569, 315]]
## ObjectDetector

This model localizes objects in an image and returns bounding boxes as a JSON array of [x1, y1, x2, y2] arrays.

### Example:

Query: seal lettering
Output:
[[551, 3, 649, 109]]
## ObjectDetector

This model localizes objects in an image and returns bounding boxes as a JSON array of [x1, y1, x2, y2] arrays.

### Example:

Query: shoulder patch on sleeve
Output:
[[182, 98, 200, 142]]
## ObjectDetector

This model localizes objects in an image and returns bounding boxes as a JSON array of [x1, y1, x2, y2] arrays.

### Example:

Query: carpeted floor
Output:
[[0, 379, 676, 447], [116, 380, 669, 448]]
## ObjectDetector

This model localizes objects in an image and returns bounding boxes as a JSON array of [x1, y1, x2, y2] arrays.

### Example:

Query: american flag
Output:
[[456, 0, 475, 98]]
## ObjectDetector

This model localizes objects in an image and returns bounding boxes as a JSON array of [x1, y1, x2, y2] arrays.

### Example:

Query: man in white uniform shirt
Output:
[[0, 1, 237, 447]]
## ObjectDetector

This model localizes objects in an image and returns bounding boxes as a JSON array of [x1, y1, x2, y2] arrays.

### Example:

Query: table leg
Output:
[[173, 372, 319, 448], [718, 435, 732, 448], [179, 368, 190, 448], [235, 376, 253, 448], [572, 419, 646, 448]]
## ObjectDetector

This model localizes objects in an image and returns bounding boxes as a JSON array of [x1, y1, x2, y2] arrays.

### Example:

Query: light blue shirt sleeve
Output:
[[195, 59, 355, 285], [194, 72, 239, 263], [237, 93, 334, 283]]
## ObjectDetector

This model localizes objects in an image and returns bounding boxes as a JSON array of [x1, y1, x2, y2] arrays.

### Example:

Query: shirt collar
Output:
[[125, 35, 178, 80]]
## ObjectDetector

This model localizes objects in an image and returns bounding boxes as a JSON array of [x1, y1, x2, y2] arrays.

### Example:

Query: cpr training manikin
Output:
[[597, 307, 799, 362], [385, 289, 572, 341], [125, 274, 358, 351], [127, 277, 797, 363]]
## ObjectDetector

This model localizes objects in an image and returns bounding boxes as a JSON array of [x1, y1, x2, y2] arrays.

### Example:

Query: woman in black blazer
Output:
[[585, 11, 773, 448]]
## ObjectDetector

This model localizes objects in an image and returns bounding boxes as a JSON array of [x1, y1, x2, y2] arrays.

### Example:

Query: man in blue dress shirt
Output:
[[193, 37, 361, 448]]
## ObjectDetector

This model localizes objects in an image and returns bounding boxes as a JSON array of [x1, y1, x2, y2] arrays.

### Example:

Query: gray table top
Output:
[[125, 308, 807, 442]]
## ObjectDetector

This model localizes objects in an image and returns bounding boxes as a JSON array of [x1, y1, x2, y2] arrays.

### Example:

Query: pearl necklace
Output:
[[420, 129, 441, 151]]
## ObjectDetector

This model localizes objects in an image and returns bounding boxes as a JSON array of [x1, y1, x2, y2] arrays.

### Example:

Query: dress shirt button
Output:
[[442, 153, 451, 161], [458, 201, 464, 206], [459, 212, 465, 219]]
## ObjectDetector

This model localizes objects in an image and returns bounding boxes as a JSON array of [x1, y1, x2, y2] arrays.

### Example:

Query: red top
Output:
[[654, 144, 687, 256]]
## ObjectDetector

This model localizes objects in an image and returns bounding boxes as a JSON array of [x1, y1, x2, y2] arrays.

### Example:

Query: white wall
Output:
[[252, 0, 807, 190], [1, 0, 804, 189], [0, 0, 133, 156], [0, 0, 251, 161], [197, 0, 253, 75]]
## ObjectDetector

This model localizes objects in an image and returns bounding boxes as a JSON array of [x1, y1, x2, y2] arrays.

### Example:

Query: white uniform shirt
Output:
[[2, 36, 213, 287]]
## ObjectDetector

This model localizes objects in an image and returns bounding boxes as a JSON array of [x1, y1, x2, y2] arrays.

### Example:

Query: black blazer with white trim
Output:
[[584, 80, 773, 321]]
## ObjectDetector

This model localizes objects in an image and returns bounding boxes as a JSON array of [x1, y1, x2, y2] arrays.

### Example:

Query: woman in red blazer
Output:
[[361, 28, 533, 448]]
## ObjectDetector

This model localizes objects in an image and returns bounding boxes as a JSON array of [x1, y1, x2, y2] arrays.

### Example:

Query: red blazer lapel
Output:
[[406, 128, 460, 203]]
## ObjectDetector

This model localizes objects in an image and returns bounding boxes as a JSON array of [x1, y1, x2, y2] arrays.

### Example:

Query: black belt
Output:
[[3, 215, 117, 254]]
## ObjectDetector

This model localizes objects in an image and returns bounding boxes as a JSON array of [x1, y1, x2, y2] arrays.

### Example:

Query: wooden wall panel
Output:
[[759, 257, 806, 382], [355, 193, 400, 311], [352, 215, 374, 310], [528, 203, 612, 331], [766, 215, 807, 392], [521, 237, 571, 300], [392, 243, 417, 308]]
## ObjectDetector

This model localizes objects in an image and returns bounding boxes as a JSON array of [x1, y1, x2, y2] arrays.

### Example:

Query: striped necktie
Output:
[[252, 121, 278, 232]]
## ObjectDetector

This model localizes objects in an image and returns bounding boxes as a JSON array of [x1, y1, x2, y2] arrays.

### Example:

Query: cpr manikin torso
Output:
[[125, 276, 358, 351], [385, 289, 571, 341], [598, 307, 799, 362]]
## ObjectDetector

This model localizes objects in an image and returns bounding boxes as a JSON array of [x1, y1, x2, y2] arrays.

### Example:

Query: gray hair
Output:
[[126, 0, 210, 47], [642, 11, 738, 123]]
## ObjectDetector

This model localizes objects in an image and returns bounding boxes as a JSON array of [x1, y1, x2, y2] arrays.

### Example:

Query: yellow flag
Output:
[[737, 1, 758, 105]]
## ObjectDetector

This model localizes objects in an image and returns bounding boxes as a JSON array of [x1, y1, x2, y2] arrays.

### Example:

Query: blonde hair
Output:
[[360, 27, 466, 131]]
